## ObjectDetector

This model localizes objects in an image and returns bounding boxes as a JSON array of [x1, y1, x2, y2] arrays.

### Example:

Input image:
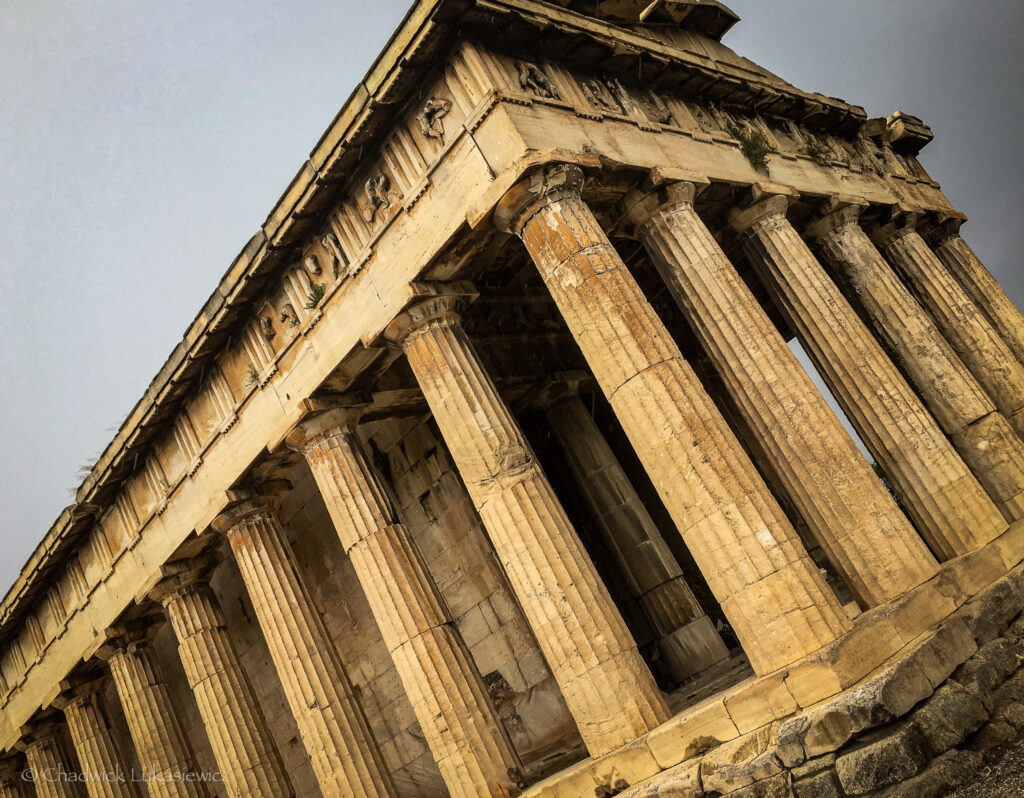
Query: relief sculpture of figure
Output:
[[581, 78, 615, 111], [259, 316, 276, 341], [362, 174, 392, 223], [417, 97, 453, 141], [320, 233, 346, 278], [516, 60, 559, 99], [640, 89, 673, 124], [279, 304, 300, 328], [303, 252, 322, 276]]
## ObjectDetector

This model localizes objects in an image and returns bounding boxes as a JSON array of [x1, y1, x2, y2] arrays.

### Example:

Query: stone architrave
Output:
[[290, 409, 525, 797], [100, 632, 209, 798], [16, 720, 86, 798], [927, 220, 1024, 366], [0, 756, 33, 798], [872, 215, 1024, 438], [212, 496, 396, 798], [492, 164, 851, 677], [150, 559, 294, 798], [810, 200, 1024, 525], [734, 193, 1005, 561], [623, 177, 937, 605], [382, 291, 671, 758], [542, 392, 730, 679], [55, 680, 141, 798]]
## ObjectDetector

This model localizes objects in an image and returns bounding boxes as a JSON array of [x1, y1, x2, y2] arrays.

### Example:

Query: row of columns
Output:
[[7, 163, 1024, 798]]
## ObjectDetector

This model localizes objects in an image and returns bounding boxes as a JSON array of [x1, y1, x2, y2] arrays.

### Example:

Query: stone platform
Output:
[[523, 524, 1024, 797]]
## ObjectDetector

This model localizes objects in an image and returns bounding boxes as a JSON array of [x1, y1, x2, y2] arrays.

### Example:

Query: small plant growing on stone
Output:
[[805, 134, 833, 166], [243, 364, 260, 389], [726, 121, 776, 173], [305, 281, 326, 310]]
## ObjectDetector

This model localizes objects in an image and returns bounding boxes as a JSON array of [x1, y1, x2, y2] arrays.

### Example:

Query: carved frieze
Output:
[[362, 174, 393, 223], [417, 97, 453, 141], [516, 60, 559, 99]]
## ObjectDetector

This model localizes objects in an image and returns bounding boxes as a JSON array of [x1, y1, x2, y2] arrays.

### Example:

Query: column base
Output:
[[657, 616, 731, 682]]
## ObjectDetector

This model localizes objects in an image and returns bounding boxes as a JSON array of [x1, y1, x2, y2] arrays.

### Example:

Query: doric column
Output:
[[734, 192, 1003, 560], [810, 200, 1024, 525], [623, 178, 937, 605], [382, 290, 671, 757], [872, 214, 1024, 437], [55, 680, 140, 798], [492, 164, 850, 677], [0, 755, 32, 798], [289, 409, 524, 796], [543, 391, 729, 679], [17, 720, 86, 798], [212, 495, 395, 798], [926, 219, 1024, 366], [150, 558, 293, 798], [100, 631, 208, 798]]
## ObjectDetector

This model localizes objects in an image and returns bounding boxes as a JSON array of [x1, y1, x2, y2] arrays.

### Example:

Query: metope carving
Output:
[[362, 174, 393, 223], [417, 97, 453, 141], [639, 90, 673, 124], [279, 304, 300, 328], [321, 232, 346, 278], [581, 78, 616, 111], [516, 61, 559, 99], [303, 252, 322, 276], [260, 316, 276, 341]]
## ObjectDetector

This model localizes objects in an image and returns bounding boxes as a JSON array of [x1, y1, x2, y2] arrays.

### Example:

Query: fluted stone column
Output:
[[0, 756, 33, 798], [872, 217, 1024, 438], [543, 393, 729, 679], [101, 634, 208, 798], [56, 682, 140, 798], [291, 410, 524, 797], [623, 179, 937, 605], [18, 722, 86, 798], [927, 220, 1024, 366], [382, 292, 671, 757], [151, 560, 293, 798], [734, 193, 1003, 561], [492, 164, 850, 677], [212, 497, 395, 798], [810, 201, 1024, 525]]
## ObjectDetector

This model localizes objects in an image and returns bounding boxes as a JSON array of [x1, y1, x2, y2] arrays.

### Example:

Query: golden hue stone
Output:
[[384, 294, 671, 757], [291, 414, 525, 797], [626, 179, 937, 606], [213, 498, 396, 798], [58, 683, 141, 798], [494, 164, 850, 675]]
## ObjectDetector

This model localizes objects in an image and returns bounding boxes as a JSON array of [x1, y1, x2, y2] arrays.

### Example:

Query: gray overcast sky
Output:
[[1, 1, 1022, 595]]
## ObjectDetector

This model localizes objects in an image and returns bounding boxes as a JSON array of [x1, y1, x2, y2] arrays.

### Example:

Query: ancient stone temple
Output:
[[4, 1, 1024, 796]]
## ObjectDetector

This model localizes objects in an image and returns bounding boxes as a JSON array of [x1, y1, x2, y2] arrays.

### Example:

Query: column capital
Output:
[[528, 371, 594, 410], [804, 195, 869, 243], [146, 553, 221, 606], [866, 203, 925, 249], [283, 404, 366, 457], [14, 713, 65, 753], [379, 282, 477, 350], [920, 212, 967, 249], [620, 167, 710, 237], [493, 162, 585, 235], [51, 674, 108, 712], [728, 182, 800, 234]]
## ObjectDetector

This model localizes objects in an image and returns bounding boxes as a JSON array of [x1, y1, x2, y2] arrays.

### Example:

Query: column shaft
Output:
[[630, 185, 936, 605], [493, 165, 850, 677], [877, 226, 1024, 437], [105, 641, 208, 798], [297, 420, 524, 797], [386, 299, 671, 757], [22, 729, 86, 798], [544, 395, 729, 678], [738, 198, 1002, 560], [218, 503, 395, 798], [62, 690, 140, 798], [812, 206, 1024, 524], [159, 580, 293, 798], [932, 231, 1024, 365]]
